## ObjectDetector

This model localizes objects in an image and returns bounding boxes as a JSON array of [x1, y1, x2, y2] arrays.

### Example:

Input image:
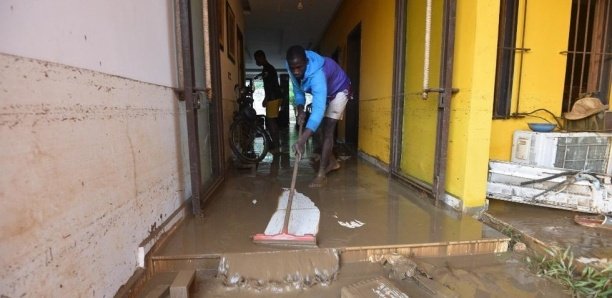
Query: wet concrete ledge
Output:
[[150, 238, 510, 275], [482, 199, 612, 270]]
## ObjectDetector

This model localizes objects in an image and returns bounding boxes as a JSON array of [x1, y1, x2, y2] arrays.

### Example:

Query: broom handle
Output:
[[282, 123, 303, 234]]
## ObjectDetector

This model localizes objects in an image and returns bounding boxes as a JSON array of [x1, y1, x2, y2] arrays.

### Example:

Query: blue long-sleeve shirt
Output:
[[287, 50, 350, 132]]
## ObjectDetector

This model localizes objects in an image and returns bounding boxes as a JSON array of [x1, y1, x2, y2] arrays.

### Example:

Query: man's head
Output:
[[286, 45, 307, 80], [254, 50, 266, 66]]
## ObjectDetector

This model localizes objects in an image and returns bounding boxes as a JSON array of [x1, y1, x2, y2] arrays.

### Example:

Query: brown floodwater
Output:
[[144, 130, 559, 297]]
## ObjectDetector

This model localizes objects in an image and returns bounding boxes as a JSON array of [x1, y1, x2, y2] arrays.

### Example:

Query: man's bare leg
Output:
[[267, 117, 279, 153], [310, 117, 337, 188]]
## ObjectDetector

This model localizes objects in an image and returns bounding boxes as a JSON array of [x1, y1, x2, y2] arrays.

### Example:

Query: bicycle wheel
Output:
[[230, 119, 269, 163], [257, 115, 274, 146]]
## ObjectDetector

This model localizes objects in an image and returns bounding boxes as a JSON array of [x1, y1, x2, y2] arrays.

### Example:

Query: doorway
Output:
[[345, 23, 362, 149], [180, 0, 224, 214]]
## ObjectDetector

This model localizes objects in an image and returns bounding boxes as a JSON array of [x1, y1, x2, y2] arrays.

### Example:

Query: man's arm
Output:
[[304, 71, 327, 132], [293, 71, 327, 155]]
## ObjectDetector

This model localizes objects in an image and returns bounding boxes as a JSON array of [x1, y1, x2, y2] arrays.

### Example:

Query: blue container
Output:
[[528, 122, 556, 132]]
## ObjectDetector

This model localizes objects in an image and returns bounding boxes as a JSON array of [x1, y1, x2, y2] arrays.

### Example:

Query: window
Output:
[[562, 0, 612, 111], [492, 0, 520, 118]]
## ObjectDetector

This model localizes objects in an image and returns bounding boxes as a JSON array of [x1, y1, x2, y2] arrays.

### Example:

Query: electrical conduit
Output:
[[422, 0, 432, 99]]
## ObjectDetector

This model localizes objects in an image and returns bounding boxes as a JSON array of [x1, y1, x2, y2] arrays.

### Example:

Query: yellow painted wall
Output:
[[319, 0, 396, 163], [489, 0, 572, 160], [402, 0, 500, 208], [449, 0, 500, 207], [319, 0, 575, 210], [400, 0, 444, 183]]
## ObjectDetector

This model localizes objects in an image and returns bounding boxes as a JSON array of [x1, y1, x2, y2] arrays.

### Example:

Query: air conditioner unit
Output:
[[511, 130, 612, 175]]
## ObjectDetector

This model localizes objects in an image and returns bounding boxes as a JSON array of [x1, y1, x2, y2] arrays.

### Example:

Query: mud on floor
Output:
[[184, 252, 570, 297]]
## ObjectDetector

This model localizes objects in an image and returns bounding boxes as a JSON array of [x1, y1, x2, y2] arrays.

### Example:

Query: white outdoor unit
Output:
[[511, 130, 612, 175]]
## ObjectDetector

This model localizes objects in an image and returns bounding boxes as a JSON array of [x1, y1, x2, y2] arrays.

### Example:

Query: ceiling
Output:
[[241, 0, 343, 73]]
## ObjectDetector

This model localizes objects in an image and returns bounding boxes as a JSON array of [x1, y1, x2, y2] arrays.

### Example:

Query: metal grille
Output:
[[555, 136, 611, 173], [563, 0, 612, 111]]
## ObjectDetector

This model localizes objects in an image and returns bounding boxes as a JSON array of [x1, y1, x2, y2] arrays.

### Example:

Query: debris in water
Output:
[[218, 249, 339, 292], [340, 277, 408, 298], [380, 253, 418, 280], [338, 219, 365, 228], [513, 242, 527, 252], [577, 257, 610, 268]]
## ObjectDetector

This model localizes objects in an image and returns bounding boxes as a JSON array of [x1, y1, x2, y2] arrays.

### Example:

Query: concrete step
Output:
[[137, 270, 196, 298], [149, 236, 510, 274]]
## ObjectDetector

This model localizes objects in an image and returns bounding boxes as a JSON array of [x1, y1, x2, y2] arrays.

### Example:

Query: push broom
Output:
[[252, 124, 319, 246]]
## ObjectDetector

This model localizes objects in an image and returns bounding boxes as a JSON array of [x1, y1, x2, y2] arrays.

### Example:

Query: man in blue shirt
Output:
[[286, 45, 351, 188]]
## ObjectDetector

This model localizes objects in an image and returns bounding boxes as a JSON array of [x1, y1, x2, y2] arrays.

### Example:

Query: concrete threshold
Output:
[[150, 236, 510, 275]]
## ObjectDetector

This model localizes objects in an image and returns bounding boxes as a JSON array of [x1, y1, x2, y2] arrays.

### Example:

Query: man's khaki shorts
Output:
[[265, 99, 280, 118], [325, 89, 350, 120]]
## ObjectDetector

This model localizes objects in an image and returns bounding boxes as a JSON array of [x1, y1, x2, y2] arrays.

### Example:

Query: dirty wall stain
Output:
[[1, 53, 190, 297]]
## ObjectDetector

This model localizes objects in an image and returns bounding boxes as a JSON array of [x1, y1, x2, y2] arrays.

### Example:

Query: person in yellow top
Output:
[[254, 50, 282, 153]]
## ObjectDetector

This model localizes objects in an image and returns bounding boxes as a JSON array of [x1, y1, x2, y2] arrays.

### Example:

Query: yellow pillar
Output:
[[446, 0, 500, 209]]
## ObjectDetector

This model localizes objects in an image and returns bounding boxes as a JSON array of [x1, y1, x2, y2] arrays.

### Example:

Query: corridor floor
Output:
[[132, 128, 584, 297], [152, 149, 507, 258]]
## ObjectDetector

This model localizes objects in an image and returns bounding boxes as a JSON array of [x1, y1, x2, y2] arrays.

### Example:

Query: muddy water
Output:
[[217, 248, 339, 292], [153, 156, 505, 257]]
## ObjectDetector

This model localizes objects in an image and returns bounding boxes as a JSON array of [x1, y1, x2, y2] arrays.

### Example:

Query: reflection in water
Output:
[[267, 151, 290, 177]]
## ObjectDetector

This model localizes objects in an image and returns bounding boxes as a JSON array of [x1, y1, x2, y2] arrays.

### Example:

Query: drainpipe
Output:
[[422, 0, 433, 99]]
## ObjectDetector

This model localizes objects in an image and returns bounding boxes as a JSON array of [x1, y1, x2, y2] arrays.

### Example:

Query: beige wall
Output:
[[0, 1, 191, 296], [0, 54, 191, 297], [0, 0, 179, 87]]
